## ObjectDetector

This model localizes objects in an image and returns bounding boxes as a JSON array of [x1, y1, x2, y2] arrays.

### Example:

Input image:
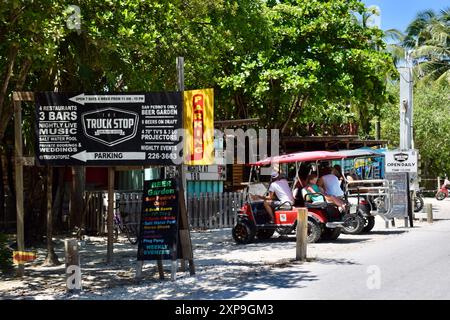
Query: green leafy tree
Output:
[[380, 82, 450, 178], [218, 0, 396, 136]]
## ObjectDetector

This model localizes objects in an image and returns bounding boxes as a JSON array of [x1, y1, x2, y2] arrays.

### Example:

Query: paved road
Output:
[[241, 215, 450, 300]]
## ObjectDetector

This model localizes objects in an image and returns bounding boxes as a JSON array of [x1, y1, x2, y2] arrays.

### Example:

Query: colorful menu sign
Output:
[[137, 178, 179, 260]]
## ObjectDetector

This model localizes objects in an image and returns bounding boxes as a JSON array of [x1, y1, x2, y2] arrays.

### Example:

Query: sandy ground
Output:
[[0, 197, 448, 300]]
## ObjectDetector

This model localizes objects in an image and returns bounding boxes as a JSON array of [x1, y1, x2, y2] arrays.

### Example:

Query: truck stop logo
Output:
[[81, 108, 139, 146], [394, 153, 409, 162]]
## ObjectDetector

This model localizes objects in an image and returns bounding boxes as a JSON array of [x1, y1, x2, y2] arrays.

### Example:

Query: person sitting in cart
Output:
[[304, 173, 346, 212], [254, 171, 294, 223], [320, 167, 345, 198]]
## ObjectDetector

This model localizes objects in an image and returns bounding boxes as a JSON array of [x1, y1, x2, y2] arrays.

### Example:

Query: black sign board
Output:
[[35, 92, 182, 166], [137, 179, 179, 261]]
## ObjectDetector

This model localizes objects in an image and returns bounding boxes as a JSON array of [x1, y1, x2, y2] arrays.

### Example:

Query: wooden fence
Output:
[[83, 191, 246, 234], [187, 192, 246, 229], [84, 191, 142, 235]]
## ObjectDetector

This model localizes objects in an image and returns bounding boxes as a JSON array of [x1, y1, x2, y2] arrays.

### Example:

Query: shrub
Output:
[[0, 233, 13, 274]]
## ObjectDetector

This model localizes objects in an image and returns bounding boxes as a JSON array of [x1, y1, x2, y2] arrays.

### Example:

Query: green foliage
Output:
[[1, 0, 398, 143], [379, 82, 450, 178], [217, 0, 396, 135], [403, 8, 450, 86], [0, 233, 13, 274]]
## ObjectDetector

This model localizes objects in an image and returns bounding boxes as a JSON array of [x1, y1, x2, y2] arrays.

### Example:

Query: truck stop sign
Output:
[[35, 92, 182, 166]]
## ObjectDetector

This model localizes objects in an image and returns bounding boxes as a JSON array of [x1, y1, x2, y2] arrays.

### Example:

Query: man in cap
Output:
[[255, 171, 294, 223]]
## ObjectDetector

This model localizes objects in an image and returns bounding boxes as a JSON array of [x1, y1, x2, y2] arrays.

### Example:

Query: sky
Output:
[[361, 0, 449, 32]]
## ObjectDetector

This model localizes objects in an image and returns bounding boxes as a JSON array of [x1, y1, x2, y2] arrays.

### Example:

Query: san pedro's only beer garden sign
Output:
[[35, 92, 182, 166]]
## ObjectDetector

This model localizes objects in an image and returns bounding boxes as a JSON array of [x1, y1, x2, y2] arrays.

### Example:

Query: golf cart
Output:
[[232, 151, 352, 244], [333, 149, 387, 234]]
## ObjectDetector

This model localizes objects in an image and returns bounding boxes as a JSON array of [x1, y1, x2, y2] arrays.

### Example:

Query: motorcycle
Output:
[[414, 190, 424, 212], [436, 182, 450, 201]]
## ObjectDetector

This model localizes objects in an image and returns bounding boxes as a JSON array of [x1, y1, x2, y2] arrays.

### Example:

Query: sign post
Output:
[[385, 149, 418, 226], [177, 57, 195, 276], [106, 167, 115, 264]]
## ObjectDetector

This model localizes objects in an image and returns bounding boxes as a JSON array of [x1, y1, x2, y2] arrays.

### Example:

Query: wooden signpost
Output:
[[14, 57, 197, 278], [12, 91, 33, 276]]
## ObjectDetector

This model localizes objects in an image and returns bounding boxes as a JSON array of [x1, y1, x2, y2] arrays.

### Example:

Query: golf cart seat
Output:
[[274, 201, 293, 211]]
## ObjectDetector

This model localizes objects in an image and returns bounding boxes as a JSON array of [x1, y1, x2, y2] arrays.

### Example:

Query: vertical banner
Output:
[[137, 179, 179, 260], [183, 88, 214, 165]]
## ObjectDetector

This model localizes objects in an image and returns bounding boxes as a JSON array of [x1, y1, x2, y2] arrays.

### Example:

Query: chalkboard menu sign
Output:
[[137, 178, 179, 260]]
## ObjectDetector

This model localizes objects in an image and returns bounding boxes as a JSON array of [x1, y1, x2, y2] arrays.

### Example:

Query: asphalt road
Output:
[[242, 205, 450, 300]]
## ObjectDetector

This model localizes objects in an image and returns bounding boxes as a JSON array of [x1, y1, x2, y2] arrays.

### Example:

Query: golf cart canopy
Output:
[[252, 150, 348, 166], [335, 149, 384, 158]]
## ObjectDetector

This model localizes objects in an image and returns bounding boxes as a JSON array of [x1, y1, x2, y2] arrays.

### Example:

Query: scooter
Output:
[[414, 190, 424, 212], [436, 183, 450, 201]]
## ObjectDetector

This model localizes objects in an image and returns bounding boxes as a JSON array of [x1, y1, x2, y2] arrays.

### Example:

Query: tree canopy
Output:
[[0, 0, 398, 145]]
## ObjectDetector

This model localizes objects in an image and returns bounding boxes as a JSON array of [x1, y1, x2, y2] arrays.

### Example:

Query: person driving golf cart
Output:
[[253, 171, 294, 223]]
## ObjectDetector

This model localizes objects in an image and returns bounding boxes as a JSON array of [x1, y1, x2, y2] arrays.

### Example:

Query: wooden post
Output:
[[13, 96, 24, 277], [135, 260, 143, 279], [296, 208, 307, 261], [44, 167, 60, 265], [107, 167, 115, 263], [176, 56, 195, 276], [426, 203, 433, 223], [157, 258, 165, 280], [437, 176, 441, 191], [65, 239, 81, 292]]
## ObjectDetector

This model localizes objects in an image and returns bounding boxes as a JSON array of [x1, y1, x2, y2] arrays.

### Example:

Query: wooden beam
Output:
[[214, 118, 259, 128], [106, 167, 115, 264], [14, 99, 25, 276]]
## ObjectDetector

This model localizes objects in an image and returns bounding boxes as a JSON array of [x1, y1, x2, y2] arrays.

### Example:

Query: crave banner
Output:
[[183, 88, 214, 165]]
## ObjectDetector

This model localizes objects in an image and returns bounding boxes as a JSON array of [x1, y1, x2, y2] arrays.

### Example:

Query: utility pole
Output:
[[399, 51, 414, 150], [399, 51, 414, 227]]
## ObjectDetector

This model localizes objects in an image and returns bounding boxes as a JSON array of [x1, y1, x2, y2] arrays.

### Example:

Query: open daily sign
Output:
[[384, 149, 418, 173]]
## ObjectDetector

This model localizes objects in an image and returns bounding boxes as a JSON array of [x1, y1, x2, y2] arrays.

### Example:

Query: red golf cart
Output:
[[232, 151, 352, 244]]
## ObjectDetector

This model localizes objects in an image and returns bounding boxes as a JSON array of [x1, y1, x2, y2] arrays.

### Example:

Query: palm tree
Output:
[[405, 8, 450, 85]]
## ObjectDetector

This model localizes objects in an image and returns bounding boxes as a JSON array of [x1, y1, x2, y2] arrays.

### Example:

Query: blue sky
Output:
[[361, 0, 449, 32]]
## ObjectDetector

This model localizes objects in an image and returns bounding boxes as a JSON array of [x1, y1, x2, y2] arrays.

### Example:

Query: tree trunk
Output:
[[69, 166, 85, 230], [0, 45, 18, 111], [53, 167, 66, 233], [43, 167, 60, 266], [281, 95, 308, 136], [0, 58, 32, 142], [0, 153, 4, 232]]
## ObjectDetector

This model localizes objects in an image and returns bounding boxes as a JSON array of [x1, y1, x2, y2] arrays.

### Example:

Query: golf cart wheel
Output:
[[362, 216, 376, 233], [342, 213, 365, 235], [321, 227, 341, 241], [307, 219, 322, 243], [256, 229, 275, 240], [232, 221, 256, 244], [414, 196, 424, 212], [436, 191, 446, 201]]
